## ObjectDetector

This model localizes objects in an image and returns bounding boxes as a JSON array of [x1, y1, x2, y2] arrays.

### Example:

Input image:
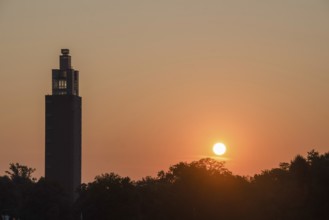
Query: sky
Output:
[[0, 0, 329, 182]]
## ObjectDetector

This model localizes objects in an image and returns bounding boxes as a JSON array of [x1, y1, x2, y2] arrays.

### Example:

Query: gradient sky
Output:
[[1, 0, 329, 182]]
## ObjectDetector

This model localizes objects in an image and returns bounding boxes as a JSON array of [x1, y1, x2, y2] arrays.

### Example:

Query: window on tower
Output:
[[58, 80, 67, 89]]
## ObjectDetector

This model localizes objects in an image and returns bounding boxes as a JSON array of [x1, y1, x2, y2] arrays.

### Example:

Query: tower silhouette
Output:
[[45, 49, 81, 202]]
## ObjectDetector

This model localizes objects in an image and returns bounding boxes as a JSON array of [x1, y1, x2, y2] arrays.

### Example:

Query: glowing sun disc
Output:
[[213, 143, 226, 156]]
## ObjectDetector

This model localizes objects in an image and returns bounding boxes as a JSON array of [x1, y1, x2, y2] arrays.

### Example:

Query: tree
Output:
[[77, 173, 139, 220], [1, 163, 73, 220], [19, 178, 72, 220], [5, 163, 36, 184]]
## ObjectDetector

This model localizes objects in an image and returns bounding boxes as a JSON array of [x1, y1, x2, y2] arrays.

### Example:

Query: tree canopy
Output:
[[1, 150, 329, 220]]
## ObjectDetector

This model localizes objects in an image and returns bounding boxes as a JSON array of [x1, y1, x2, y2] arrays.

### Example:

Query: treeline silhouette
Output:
[[0, 150, 329, 220]]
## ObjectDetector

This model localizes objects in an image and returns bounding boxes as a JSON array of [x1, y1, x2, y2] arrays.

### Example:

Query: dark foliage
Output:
[[1, 150, 329, 220], [77, 173, 139, 220], [0, 163, 71, 220]]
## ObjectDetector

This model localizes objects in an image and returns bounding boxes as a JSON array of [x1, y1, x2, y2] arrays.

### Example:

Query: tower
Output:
[[45, 49, 81, 202]]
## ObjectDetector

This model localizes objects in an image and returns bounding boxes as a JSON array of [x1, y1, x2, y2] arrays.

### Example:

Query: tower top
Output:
[[61, 49, 70, 55], [52, 49, 79, 96]]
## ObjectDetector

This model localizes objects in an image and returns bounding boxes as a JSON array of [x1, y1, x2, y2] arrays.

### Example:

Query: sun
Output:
[[213, 143, 227, 156]]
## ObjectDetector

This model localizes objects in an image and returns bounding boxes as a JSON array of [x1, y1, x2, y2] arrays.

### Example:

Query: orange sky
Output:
[[0, 1, 329, 182]]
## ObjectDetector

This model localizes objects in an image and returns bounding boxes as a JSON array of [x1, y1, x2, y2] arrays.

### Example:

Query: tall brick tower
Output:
[[45, 49, 81, 201]]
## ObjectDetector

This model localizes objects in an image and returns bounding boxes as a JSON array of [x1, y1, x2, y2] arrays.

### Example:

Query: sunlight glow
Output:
[[213, 143, 227, 156]]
